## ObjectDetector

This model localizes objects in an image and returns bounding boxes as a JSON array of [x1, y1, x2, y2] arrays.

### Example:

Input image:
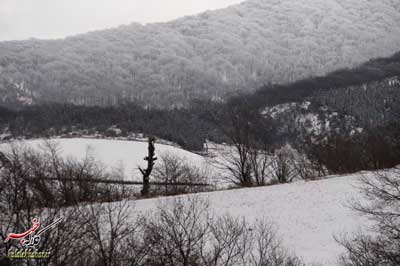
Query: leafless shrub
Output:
[[153, 153, 209, 195], [139, 196, 304, 266], [0, 141, 132, 208], [77, 200, 140, 266]]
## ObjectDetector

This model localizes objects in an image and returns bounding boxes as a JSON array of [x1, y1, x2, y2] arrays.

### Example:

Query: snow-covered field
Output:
[[0, 138, 221, 182], [0, 138, 305, 186], [132, 174, 369, 266]]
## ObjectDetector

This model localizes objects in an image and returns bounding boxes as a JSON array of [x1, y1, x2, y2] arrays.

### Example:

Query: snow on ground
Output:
[[131, 173, 370, 266], [0, 138, 374, 265], [0, 138, 223, 182]]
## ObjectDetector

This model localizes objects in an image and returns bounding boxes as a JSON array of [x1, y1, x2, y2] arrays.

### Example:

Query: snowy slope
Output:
[[131, 174, 369, 266], [0, 138, 221, 182]]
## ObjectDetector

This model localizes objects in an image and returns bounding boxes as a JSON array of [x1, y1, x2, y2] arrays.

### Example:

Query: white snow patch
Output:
[[296, 113, 323, 134], [263, 102, 297, 118]]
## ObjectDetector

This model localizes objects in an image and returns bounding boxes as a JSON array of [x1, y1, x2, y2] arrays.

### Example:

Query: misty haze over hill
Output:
[[1, 0, 400, 108]]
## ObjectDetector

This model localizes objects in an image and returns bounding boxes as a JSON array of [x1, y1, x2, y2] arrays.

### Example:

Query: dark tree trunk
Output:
[[140, 137, 157, 197]]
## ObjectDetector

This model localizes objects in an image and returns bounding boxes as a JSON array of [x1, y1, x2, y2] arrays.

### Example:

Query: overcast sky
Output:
[[0, 0, 245, 41]]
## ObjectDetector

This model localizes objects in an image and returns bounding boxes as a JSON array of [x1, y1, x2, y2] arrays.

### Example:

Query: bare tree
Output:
[[210, 96, 274, 187], [338, 168, 400, 266], [202, 215, 252, 266], [139, 137, 157, 197], [153, 153, 209, 195], [0, 144, 92, 266], [139, 196, 304, 266], [247, 221, 304, 266], [215, 144, 253, 187], [77, 200, 139, 266], [270, 146, 298, 184], [140, 197, 211, 266], [249, 148, 273, 186]]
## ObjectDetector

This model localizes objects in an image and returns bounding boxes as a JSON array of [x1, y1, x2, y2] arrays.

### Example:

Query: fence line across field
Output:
[[27, 176, 211, 187]]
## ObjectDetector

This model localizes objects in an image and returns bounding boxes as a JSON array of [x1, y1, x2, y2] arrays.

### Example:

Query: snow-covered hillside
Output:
[[0, 138, 221, 182], [132, 173, 369, 266]]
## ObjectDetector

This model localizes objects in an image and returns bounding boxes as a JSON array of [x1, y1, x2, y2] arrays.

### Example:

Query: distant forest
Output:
[[1, 51, 400, 153], [1, 0, 400, 108]]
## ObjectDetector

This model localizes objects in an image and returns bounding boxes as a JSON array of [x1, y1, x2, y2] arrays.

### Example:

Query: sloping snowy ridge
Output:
[[132, 174, 368, 266]]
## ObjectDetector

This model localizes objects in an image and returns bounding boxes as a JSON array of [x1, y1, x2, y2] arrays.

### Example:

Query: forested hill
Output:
[[1, 51, 400, 153], [249, 50, 400, 108], [1, 0, 400, 108]]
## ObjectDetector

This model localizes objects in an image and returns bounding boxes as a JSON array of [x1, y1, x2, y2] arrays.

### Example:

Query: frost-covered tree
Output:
[[1, 0, 400, 107]]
